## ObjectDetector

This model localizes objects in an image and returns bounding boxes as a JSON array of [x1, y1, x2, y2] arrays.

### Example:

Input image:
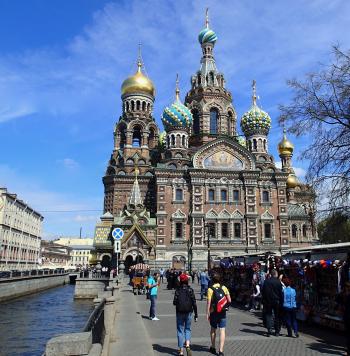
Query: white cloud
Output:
[[58, 158, 80, 170], [0, 105, 36, 122]]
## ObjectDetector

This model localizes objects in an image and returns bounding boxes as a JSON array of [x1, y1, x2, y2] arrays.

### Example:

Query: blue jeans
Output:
[[149, 295, 157, 318], [283, 307, 298, 335], [176, 312, 192, 348], [200, 284, 208, 300]]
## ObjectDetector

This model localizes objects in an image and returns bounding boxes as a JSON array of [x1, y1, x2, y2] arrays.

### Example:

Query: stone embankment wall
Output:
[[0, 274, 69, 302], [74, 278, 112, 299]]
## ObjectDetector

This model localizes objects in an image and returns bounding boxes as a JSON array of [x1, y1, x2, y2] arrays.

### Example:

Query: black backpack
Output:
[[176, 287, 193, 313], [210, 285, 229, 313]]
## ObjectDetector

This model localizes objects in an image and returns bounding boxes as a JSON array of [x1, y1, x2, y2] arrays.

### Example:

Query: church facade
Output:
[[91, 14, 318, 271]]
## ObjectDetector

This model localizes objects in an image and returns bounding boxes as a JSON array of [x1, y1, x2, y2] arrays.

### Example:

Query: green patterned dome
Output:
[[237, 136, 247, 147], [241, 81, 271, 136]]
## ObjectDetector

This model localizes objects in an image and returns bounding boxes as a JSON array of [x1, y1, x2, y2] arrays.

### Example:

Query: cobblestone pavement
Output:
[[136, 282, 346, 356]]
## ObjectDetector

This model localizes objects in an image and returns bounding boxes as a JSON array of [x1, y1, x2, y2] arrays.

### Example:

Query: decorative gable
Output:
[[261, 210, 274, 220], [232, 210, 244, 219], [171, 209, 186, 220], [219, 209, 231, 218], [206, 209, 218, 219]]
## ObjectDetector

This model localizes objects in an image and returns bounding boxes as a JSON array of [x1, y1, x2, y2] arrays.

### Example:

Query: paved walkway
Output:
[[136, 282, 347, 356]]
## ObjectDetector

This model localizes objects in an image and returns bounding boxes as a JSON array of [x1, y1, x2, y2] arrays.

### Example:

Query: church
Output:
[[91, 12, 318, 272]]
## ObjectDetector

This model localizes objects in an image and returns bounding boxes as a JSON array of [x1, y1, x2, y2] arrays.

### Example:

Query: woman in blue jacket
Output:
[[283, 278, 299, 337]]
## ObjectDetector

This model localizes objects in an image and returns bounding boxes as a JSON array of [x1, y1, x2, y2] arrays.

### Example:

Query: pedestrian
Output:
[[206, 273, 231, 356], [245, 280, 261, 311], [173, 273, 198, 356], [160, 268, 164, 283], [282, 278, 299, 338], [197, 270, 200, 284], [262, 269, 284, 336], [343, 281, 350, 356], [200, 269, 210, 301], [191, 270, 196, 283], [148, 272, 159, 321]]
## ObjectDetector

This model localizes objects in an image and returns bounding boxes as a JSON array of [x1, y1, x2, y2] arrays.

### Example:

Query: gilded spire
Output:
[[252, 80, 257, 106], [205, 8, 209, 28], [175, 73, 180, 101], [137, 43, 142, 72], [278, 128, 294, 156]]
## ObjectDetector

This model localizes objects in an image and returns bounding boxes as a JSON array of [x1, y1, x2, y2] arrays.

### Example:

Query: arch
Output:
[[166, 135, 170, 148], [192, 109, 200, 135], [175, 152, 183, 158], [197, 73, 202, 86], [101, 255, 111, 270], [142, 101, 146, 111], [126, 158, 134, 165], [147, 103, 150, 111], [182, 135, 186, 147], [302, 224, 307, 238], [263, 139, 267, 151], [131, 100, 135, 111], [168, 163, 177, 170], [138, 159, 146, 165], [253, 139, 257, 150], [210, 108, 218, 134], [132, 125, 142, 147], [227, 112, 233, 135], [210, 71, 215, 85], [107, 167, 116, 175], [136, 100, 140, 110], [258, 138, 262, 150], [126, 101, 130, 112], [292, 224, 298, 238], [171, 134, 175, 146]]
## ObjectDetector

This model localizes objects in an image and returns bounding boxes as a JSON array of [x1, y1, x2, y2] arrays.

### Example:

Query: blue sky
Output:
[[0, 0, 349, 239]]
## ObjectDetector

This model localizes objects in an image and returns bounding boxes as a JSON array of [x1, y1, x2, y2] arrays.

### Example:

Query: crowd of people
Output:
[[127, 258, 350, 356]]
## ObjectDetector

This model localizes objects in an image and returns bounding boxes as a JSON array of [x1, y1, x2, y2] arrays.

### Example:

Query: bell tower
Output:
[[185, 9, 237, 147]]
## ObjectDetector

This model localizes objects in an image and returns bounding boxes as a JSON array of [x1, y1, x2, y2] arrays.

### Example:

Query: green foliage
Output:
[[317, 212, 350, 244]]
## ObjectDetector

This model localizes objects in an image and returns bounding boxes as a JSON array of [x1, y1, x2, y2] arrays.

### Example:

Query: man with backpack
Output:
[[207, 273, 231, 356], [173, 273, 198, 356]]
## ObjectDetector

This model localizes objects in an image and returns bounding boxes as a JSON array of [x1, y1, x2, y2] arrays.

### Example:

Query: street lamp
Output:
[[205, 223, 213, 271]]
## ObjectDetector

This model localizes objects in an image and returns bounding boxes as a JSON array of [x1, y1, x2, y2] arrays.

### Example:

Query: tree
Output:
[[279, 46, 350, 214], [317, 212, 350, 244]]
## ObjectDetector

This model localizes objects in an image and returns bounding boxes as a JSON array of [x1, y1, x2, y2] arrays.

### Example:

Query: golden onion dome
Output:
[[88, 252, 97, 265], [278, 129, 294, 156], [286, 173, 299, 189], [121, 60, 155, 97]]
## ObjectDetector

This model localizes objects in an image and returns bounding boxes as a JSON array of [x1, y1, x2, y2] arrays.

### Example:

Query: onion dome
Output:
[[237, 136, 247, 147], [88, 252, 97, 265], [287, 173, 299, 189], [162, 76, 193, 131], [198, 8, 217, 45], [278, 129, 294, 156], [121, 59, 155, 97], [241, 80, 271, 136]]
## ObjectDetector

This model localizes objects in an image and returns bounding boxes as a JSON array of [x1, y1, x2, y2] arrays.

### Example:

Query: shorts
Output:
[[210, 312, 226, 329]]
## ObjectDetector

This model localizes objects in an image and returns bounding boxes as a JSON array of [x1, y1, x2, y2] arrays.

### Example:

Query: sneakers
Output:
[[185, 345, 192, 356], [151, 317, 159, 321], [209, 346, 216, 354], [218, 352, 224, 356]]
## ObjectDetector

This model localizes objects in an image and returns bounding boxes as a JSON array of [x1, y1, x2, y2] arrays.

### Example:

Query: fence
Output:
[[83, 298, 106, 344]]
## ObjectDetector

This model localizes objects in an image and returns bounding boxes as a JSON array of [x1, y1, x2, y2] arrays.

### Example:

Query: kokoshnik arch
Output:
[[90, 10, 318, 271]]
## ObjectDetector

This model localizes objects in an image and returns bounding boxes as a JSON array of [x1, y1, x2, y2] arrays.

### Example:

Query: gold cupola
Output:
[[278, 129, 294, 156], [121, 58, 155, 97], [286, 172, 299, 189]]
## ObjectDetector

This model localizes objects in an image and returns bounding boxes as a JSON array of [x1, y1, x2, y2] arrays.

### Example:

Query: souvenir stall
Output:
[[282, 258, 349, 331]]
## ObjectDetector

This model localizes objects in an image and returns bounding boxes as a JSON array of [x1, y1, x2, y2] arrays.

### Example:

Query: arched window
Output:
[[119, 125, 126, 148], [210, 72, 215, 85], [175, 189, 183, 201], [262, 190, 269, 202], [131, 101, 135, 111], [182, 135, 186, 147], [132, 126, 141, 147], [147, 103, 150, 111], [210, 108, 218, 134], [253, 139, 257, 150], [221, 223, 229, 238], [126, 102, 129, 111], [142, 101, 146, 111], [263, 140, 266, 151], [264, 223, 272, 239], [136, 100, 140, 110], [292, 224, 297, 238], [166, 136, 170, 148], [208, 189, 215, 202], [227, 112, 233, 135], [302, 225, 307, 238], [234, 223, 241, 238], [171, 135, 175, 146], [192, 109, 200, 135]]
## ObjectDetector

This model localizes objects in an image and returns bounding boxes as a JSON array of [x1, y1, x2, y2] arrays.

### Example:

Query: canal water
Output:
[[0, 284, 93, 356]]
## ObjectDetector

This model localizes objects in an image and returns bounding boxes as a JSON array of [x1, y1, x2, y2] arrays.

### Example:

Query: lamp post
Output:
[[205, 223, 211, 271]]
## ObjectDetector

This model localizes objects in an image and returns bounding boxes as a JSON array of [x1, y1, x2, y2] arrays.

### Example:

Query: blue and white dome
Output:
[[162, 98, 193, 131], [198, 27, 217, 45]]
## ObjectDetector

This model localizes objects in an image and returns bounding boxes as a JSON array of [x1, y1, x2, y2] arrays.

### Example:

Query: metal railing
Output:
[[83, 298, 105, 344], [0, 268, 66, 279]]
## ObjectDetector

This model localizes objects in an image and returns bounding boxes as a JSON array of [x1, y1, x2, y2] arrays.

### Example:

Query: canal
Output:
[[0, 284, 93, 356]]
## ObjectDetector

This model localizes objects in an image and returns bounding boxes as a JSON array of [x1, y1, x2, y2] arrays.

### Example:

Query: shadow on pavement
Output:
[[306, 341, 346, 355], [241, 322, 264, 328], [153, 344, 177, 355], [240, 328, 266, 336]]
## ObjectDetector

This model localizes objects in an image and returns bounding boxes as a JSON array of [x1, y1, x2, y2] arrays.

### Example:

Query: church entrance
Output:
[[124, 253, 145, 274], [101, 255, 111, 271]]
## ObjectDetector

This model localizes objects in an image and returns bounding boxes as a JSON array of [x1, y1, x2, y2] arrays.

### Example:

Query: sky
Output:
[[0, 0, 349, 239]]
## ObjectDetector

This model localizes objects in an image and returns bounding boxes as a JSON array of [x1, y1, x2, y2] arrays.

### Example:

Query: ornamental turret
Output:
[[161, 76, 192, 168], [241, 80, 271, 154]]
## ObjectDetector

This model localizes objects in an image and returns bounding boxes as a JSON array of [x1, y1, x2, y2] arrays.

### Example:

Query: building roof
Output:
[[288, 203, 308, 218]]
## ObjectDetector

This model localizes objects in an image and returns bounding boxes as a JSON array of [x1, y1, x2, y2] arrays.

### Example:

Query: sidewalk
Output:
[[108, 281, 154, 356], [136, 282, 347, 356]]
